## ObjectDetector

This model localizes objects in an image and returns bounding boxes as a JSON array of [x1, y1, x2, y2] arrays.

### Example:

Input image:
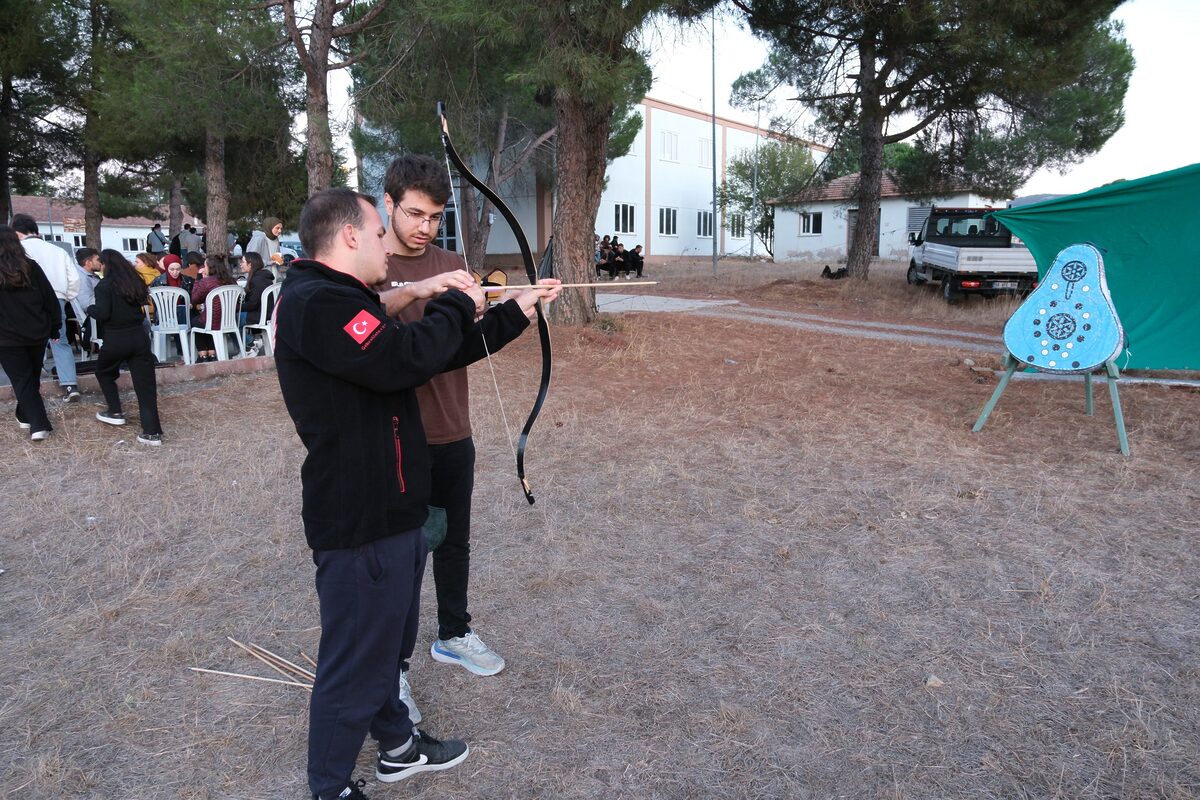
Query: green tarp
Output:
[[991, 163, 1200, 370]]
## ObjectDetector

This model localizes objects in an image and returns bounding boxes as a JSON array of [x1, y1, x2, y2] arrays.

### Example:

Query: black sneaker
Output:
[[96, 411, 126, 426], [313, 778, 369, 800], [63, 385, 81, 402], [137, 433, 163, 446], [375, 728, 469, 783]]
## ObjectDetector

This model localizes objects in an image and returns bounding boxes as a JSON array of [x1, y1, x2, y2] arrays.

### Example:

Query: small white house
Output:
[[770, 173, 1004, 262], [8, 195, 200, 260]]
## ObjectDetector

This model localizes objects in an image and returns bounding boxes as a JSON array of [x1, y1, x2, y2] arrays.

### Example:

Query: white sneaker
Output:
[[397, 669, 422, 723], [30, 430, 50, 442], [430, 632, 505, 676]]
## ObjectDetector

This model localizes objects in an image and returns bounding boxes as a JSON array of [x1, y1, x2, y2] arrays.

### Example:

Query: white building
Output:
[[367, 97, 827, 264], [8, 195, 201, 260], [770, 173, 1004, 262]]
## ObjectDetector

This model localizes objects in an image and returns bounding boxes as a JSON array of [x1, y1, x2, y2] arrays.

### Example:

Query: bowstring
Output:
[[443, 151, 519, 467]]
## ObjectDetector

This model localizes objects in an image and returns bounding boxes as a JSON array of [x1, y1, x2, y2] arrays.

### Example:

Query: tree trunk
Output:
[[550, 91, 611, 325], [204, 128, 229, 257], [169, 176, 183, 236], [305, 74, 334, 194], [82, 141, 102, 250], [0, 74, 12, 222], [465, 188, 495, 272], [848, 36, 883, 281]]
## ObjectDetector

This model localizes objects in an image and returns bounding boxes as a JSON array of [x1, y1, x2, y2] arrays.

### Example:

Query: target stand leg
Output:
[[973, 353, 1019, 433], [1104, 359, 1129, 456], [1084, 372, 1094, 416]]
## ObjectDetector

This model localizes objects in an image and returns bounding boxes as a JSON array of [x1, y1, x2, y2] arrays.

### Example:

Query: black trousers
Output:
[[308, 530, 427, 798], [0, 343, 51, 433], [95, 327, 162, 435]]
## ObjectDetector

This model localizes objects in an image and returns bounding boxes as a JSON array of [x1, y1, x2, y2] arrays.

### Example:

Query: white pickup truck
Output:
[[907, 207, 1038, 303]]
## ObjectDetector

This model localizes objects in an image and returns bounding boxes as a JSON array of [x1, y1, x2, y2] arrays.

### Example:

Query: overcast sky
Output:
[[333, 0, 1196, 199], [645, 0, 1199, 197]]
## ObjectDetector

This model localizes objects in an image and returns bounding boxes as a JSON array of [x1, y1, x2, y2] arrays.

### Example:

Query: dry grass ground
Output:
[[2, 273, 1198, 799]]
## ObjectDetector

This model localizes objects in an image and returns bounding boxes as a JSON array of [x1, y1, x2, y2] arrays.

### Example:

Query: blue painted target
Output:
[[1003, 243, 1123, 373]]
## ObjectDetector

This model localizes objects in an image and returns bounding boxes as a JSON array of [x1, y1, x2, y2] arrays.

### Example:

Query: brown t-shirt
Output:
[[376, 246, 472, 445]]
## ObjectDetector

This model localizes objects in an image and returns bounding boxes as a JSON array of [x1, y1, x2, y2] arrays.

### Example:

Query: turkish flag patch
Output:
[[343, 309, 382, 345]]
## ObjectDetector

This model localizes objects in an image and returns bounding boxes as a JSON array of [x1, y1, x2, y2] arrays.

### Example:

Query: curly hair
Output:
[[383, 154, 452, 206]]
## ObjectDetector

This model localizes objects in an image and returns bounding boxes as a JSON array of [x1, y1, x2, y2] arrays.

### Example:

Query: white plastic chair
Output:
[[190, 285, 245, 361], [148, 286, 193, 364], [243, 282, 281, 356]]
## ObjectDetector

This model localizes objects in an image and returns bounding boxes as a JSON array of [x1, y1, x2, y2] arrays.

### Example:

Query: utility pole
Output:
[[750, 101, 761, 258], [710, 7, 718, 277]]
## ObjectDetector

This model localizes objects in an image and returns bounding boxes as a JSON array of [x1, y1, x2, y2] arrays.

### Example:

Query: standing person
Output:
[[11, 213, 80, 401], [373, 155, 561, 715], [0, 224, 60, 442], [146, 223, 168, 256], [276, 187, 517, 800], [73, 247, 102, 313], [238, 251, 274, 353], [191, 255, 237, 362], [88, 250, 163, 446], [169, 227, 183, 257], [246, 216, 283, 276], [74, 247, 102, 352]]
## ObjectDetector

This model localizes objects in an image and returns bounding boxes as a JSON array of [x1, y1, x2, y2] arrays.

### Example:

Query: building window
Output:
[[800, 212, 823, 235], [697, 210, 713, 238], [614, 203, 636, 234], [49, 234, 64, 242], [122, 237, 142, 251], [436, 206, 458, 252], [699, 138, 712, 167], [661, 130, 679, 162], [658, 207, 678, 236], [72, 235, 85, 247], [729, 214, 746, 239]]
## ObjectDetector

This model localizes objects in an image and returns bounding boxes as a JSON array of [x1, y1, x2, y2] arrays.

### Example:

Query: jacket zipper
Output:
[[392, 416, 406, 493]]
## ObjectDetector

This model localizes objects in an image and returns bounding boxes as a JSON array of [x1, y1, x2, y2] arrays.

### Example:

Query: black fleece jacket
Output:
[[275, 258, 496, 551], [0, 259, 61, 346], [87, 279, 147, 332]]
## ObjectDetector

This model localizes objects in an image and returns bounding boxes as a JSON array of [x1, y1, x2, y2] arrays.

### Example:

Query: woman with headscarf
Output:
[[150, 254, 195, 325], [0, 224, 60, 442], [245, 216, 283, 277], [88, 250, 164, 446]]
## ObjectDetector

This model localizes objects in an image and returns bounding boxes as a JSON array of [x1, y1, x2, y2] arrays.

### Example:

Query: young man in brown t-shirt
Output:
[[374, 155, 559, 721]]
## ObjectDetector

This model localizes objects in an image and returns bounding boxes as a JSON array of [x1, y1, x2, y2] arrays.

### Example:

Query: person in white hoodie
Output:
[[11, 214, 81, 401]]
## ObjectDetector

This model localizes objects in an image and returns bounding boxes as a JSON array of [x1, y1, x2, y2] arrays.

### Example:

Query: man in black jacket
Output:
[[276, 188, 512, 800]]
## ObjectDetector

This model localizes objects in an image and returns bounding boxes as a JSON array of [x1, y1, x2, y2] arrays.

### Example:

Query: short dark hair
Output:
[[10, 213, 38, 235], [299, 187, 378, 258], [383, 155, 452, 206], [152, 223, 161, 229], [186, 251, 204, 267], [75, 246, 99, 266]]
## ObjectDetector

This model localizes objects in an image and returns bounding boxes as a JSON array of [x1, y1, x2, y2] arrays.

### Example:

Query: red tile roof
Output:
[[770, 172, 967, 205], [8, 195, 195, 229]]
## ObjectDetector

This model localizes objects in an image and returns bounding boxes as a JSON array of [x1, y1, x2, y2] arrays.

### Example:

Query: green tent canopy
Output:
[[991, 163, 1200, 370]]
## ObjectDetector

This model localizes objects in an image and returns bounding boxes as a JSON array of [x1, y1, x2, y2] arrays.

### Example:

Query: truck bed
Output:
[[921, 242, 1037, 275]]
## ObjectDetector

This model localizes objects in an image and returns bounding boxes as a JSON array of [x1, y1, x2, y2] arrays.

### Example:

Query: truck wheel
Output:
[[941, 276, 963, 305], [907, 262, 927, 285]]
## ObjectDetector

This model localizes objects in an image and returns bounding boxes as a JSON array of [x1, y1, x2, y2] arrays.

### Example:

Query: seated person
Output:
[[134, 252, 162, 285], [239, 252, 275, 352], [596, 244, 613, 278], [603, 245, 624, 280], [150, 254, 195, 325], [624, 244, 644, 278], [191, 255, 238, 362]]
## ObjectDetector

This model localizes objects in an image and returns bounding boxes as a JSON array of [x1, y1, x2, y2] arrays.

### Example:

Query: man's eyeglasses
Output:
[[397, 206, 444, 229]]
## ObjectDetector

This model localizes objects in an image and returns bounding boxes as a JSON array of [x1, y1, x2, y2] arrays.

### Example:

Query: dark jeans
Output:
[[0, 343, 51, 433], [308, 530, 427, 798], [95, 327, 162, 435], [429, 437, 476, 642]]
